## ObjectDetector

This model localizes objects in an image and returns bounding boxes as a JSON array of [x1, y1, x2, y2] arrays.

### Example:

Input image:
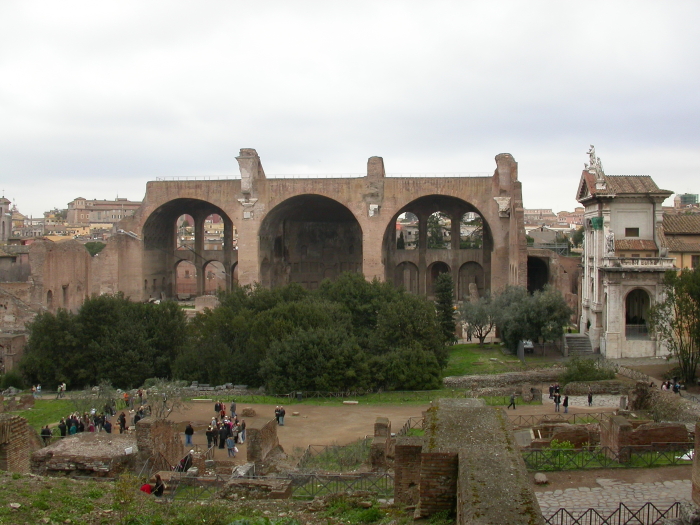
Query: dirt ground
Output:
[[170, 400, 429, 463]]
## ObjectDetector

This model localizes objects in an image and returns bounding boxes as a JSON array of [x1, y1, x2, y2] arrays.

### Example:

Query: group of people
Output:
[[661, 380, 683, 394], [55, 411, 113, 438], [202, 400, 246, 457], [274, 406, 286, 425], [31, 384, 42, 398]]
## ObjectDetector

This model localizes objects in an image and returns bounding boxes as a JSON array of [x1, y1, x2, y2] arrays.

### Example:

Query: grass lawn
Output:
[[9, 399, 74, 431], [442, 343, 560, 377]]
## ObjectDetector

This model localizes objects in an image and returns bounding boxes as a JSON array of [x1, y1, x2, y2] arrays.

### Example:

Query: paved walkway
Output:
[[539, 395, 623, 408], [537, 478, 691, 516]]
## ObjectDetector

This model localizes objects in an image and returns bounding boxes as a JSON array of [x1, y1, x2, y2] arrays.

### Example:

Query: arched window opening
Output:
[[396, 212, 418, 250], [427, 212, 449, 249], [460, 212, 483, 249], [626, 289, 650, 339], [176, 215, 194, 250], [204, 214, 224, 251]]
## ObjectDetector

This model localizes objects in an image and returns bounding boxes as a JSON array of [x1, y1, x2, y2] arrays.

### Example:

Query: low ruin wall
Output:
[[247, 419, 279, 464], [600, 415, 689, 462], [31, 433, 137, 477], [562, 380, 631, 396], [443, 368, 563, 389]]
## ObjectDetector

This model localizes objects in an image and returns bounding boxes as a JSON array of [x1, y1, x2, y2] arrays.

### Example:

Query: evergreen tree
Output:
[[434, 272, 456, 345]]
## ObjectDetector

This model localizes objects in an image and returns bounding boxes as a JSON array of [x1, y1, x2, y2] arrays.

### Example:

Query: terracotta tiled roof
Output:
[[615, 239, 657, 251], [665, 238, 700, 253], [604, 175, 661, 194], [663, 214, 700, 234]]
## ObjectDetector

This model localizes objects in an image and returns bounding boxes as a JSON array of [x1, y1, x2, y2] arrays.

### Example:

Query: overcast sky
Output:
[[1, 1, 698, 218]]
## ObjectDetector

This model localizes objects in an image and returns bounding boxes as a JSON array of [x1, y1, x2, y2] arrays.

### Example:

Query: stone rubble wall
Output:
[[135, 417, 184, 468], [561, 380, 631, 396], [443, 368, 563, 389]]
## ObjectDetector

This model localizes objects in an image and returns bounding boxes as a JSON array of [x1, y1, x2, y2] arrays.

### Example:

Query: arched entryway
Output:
[[428, 261, 451, 298], [394, 262, 419, 293], [625, 289, 650, 339], [459, 261, 485, 300], [527, 257, 548, 293], [258, 195, 363, 290]]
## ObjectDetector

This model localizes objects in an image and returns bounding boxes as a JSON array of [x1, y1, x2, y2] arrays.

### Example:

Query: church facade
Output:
[[577, 147, 674, 358]]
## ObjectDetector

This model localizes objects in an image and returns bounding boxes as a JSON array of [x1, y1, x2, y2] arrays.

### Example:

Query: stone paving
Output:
[[536, 478, 691, 516], [542, 394, 623, 408]]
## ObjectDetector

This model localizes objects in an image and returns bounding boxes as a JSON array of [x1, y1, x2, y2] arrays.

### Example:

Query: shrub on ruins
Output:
[[492, 285, 572, 352], [0, 369, 25, 390], [20, 294, 189, 389], [649, 267, 700, 384], [560, 357, 615, 385]]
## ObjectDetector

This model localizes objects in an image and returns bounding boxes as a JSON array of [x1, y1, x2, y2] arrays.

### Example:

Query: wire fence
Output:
[[543, 501, 681, 525], [396, 416, 425, 437], [522, 442, 694, 471], [508, 412, 614, 428], [296, 437, 372, 471]]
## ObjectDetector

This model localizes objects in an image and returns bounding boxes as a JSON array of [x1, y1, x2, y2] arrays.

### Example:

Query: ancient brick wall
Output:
[[0, 415, 41, 473], [601, 415, 688, 462], [417, 452, 459, 517], [394, 437, 423, 505], [247, 419, 279, 464], [135, 417, 184, 467]]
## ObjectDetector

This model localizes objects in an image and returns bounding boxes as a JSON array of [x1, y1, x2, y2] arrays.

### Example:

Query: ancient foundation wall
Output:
[[562, 380, 631, 396], [394, 437, 423, 505], [247, 419, 279, 464], [0, 415, 40, 473], [417, 452, 459, 517], [601, 415, 689, 462], [443, 368, 563, 389], [135, 417, 184, 467]]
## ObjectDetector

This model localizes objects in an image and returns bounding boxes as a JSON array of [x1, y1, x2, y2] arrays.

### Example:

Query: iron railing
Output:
[[543, 501, 681, 525], [289, 472, 394, 499], [523, 442, 694, 471]]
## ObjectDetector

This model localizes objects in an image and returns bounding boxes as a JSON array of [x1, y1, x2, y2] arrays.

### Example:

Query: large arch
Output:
[[142, 198, 237, 299], [258, 194, 363, 289], [382, 194, 493, 299]]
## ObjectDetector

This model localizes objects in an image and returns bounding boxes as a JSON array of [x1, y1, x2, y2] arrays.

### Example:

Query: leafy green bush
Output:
[[561, 357, 615, 384], [0, 369, 25, 389]]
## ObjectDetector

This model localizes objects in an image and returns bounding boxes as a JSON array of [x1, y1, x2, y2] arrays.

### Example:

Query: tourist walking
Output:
[[184, 423, 194, 446], [563, 395, 569, 413], [587, 390, 593, 407], [507, 392, 517, 410], [554, 393, 561, 412]]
